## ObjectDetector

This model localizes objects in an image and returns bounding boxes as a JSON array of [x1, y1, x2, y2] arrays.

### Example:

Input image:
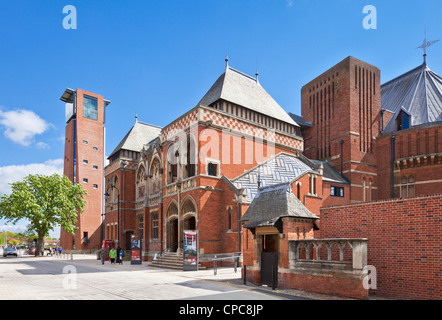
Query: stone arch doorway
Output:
[[181, 197, 197, 231], [166, 201, 179, 252]]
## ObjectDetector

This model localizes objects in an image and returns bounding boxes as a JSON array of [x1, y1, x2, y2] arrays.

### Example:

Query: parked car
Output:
[[3, 247, 18, 257]]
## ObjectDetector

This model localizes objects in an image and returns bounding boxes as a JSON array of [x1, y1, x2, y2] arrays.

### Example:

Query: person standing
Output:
[[109, 248, 117, 264]]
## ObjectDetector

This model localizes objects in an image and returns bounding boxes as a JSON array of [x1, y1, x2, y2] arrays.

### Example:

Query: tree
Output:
[[0, 174, 87, 256]]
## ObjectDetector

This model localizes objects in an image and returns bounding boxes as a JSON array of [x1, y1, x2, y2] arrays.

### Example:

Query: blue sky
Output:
[[0, 0, 441, 237]]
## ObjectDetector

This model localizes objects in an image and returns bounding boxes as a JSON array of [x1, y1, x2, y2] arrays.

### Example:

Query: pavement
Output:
[[1, 252, 391, 300], [33, 253, 355, 300]]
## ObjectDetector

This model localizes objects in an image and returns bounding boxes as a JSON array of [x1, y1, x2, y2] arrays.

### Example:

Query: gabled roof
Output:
[[199, 66, 299, 126], [381, 62, 442, 133], [232, 153, 316, 203], [108, 121, 162, 158], [240, 182, 319, 229]]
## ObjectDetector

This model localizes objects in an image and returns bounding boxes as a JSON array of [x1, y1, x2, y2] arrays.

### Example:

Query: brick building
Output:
[[63, 52, 441, 299], [60, 88, 110, 250], [291, 54, 441, 299]]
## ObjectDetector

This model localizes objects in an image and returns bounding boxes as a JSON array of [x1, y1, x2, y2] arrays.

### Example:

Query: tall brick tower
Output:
[[60, 88, 110, 251], [301, 56, 381, 203]]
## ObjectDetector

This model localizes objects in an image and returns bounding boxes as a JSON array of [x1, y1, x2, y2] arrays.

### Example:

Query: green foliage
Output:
[[0, 174, 87, 253]]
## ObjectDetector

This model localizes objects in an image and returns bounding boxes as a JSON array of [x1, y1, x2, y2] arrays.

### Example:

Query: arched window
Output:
[[166, 143, 178, 184], [182, 134, 197, 178], [150, 158, 160, 179], [113, 175, 119, 201], [136, 166, 145, 198], [150, 157, 162, 194], [182, 198, 196, 230]]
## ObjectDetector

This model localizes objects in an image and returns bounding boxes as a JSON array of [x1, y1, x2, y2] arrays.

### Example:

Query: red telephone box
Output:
[[102, 239, 114, 261]]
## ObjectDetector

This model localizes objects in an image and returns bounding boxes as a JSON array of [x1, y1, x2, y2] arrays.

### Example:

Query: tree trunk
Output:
[[36, 235, 45, 257]]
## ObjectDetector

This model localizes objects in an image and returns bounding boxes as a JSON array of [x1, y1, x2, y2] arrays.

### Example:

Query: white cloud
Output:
[[36, 142, 50, 149], [0, 159, 64, 196], [0, 109, 50, 146], [0, 159, 64, 238], [0, 223, 29, 233]]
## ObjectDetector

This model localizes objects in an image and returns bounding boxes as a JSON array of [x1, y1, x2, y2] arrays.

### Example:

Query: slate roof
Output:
[[240, 182, 319, 229], [381, 62, 442, 133], [311, 160, 349, 185], [232, 153, 316, 203], [199, 66, 299, 126], [288, 112, 312, 130], [108, 121, 162, 158]]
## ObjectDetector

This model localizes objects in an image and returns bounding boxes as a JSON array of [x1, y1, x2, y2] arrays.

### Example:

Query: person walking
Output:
[[109, 248, 117, 264], [99, 247, 107, 265]]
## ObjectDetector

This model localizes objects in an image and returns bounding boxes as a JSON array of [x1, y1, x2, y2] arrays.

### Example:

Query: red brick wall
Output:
[[319, 195, 442, 299], [301, 56, 381, 203], [375, 124, 442, 200], [61, 89, 105, 251]]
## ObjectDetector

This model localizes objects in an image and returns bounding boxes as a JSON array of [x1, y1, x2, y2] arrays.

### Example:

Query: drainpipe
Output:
[[237, 202, 241, 254], [390, 136, 396, 198], [339, 140, 344, 175], [121, 160, 127, 254], [380, 110, 385, 132]]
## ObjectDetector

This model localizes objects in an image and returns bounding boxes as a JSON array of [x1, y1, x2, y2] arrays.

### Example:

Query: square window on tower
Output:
[[83, 95, 98, 120]]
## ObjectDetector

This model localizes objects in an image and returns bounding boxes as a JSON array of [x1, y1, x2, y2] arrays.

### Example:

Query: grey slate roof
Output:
[[232, 153, 315, 203], [199, 66, 299, 126], [288, 112, 312, 130], [240, 182, 319, 229], [381, 62, 442, 133], [108, 121, 162, 158], [311, 160, 349, 185]]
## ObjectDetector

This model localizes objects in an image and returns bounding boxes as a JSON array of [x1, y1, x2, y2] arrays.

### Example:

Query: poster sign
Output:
[[183, 230, 198, 271], [130, 234, 142, 265]]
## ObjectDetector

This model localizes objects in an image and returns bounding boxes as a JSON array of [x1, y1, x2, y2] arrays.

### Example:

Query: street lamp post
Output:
[[105, 184, 121, 263]]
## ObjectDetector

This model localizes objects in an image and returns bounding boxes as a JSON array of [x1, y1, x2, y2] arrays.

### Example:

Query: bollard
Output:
[[243, 265, 247, 285], [213, 255, 217, 276], [234, 257, 237, 273], [272, 267, 277, 290], [70, 253, 73, 260]]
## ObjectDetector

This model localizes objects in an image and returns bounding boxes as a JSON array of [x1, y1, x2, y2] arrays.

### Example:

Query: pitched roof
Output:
[[240, 182, 319, 229], [311, 160, 349, 185], [381, 62, 442, 133], [108, 121, 162, 158], [232, 153, 316, 203], [199, 66, 299, 126]]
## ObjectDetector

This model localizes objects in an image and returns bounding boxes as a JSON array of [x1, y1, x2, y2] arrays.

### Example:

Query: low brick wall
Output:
[[243, 266, 368, 299], [319, 194, 442, 299]]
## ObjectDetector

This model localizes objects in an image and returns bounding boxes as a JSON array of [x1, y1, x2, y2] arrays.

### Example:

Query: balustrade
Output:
[[289, 238, 368, 270]]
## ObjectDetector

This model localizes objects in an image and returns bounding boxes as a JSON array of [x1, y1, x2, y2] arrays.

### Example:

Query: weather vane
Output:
[[417, 30, 439, 64]]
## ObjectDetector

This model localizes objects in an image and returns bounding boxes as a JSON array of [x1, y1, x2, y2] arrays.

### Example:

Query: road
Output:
[[0, 253, 295, 301]]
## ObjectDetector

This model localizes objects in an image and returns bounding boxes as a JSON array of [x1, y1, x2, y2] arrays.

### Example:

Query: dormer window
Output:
[[397, 110, 410, 131]]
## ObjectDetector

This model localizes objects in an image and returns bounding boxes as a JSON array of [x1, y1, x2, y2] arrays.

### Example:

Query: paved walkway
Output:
[[36, 253, 354, 300]]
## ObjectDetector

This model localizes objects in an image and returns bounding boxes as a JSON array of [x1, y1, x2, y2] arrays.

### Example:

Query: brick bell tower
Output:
[[301, 56, 381, 203], [60, 88, 111, 251]]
